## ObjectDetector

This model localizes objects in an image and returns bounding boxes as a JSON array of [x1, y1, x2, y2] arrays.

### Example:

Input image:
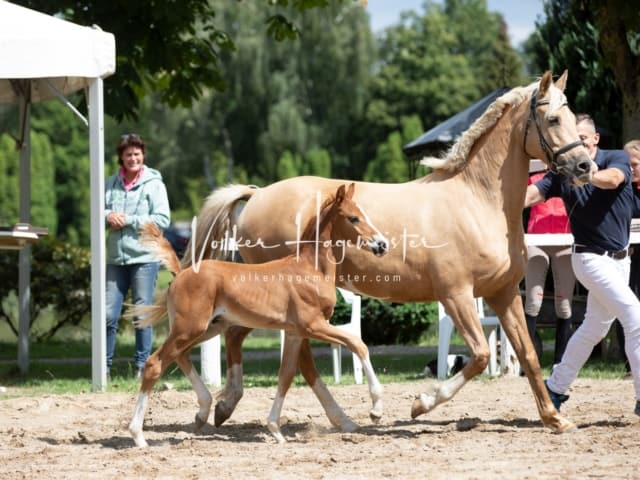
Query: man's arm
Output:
[[590, 163, 625, 190], [525, 183, 545, 208]]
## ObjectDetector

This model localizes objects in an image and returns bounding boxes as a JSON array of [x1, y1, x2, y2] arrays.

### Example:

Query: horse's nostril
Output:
[[578, 160, 591, 173]]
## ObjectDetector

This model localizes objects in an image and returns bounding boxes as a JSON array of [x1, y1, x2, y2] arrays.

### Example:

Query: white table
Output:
[[526, 232, 640, 247]]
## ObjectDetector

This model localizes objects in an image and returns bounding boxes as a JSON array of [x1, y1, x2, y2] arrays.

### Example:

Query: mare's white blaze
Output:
[[129, 392, 150, 448]]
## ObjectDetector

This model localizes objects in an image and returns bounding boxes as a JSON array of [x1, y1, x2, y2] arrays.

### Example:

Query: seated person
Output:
[[524, 161, 576, 366]]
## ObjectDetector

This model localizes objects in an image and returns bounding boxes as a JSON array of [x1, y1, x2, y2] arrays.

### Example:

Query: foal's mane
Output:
[[420, 77, 566, 173], [299, 191, 340, 244]]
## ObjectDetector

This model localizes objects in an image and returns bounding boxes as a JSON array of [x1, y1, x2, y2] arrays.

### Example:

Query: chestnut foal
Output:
[[127, 183, 388, 446]]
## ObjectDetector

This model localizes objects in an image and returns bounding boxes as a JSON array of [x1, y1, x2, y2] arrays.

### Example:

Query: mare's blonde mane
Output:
[[420, 78, 567, 173]]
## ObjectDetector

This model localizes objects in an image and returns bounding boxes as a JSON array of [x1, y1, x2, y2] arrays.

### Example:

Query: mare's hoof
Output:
[[411, 396, 427, 419], [550, 417, 577, 434], [214, 402, 232, 427], [194, 413, 207, 431], [369, 409, 383, 423]]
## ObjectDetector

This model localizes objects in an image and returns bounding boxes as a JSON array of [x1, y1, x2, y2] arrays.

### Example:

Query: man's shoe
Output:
[[545, 380, 569, 411], [135, 368, 143, 381], [635, 400, 640, 417]]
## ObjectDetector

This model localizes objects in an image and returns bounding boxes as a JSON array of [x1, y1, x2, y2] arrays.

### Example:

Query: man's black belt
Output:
[[572, 244, 630, 260]]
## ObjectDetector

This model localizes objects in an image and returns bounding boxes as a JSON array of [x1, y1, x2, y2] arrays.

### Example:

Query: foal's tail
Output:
[[139, 222, 182, 275], [124, 223, 182, 328], [182, 184, 258, 267]]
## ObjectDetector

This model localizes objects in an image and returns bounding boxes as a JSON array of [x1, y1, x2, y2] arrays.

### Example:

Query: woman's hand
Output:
[[107, 212, 127, 230]]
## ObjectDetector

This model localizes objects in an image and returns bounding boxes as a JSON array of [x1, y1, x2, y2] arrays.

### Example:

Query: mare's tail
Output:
[[124, 223, 182, 328], [182, 184, 258, 267]]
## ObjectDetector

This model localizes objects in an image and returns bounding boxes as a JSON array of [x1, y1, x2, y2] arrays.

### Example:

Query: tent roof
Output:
[[403, 87, 510, 159], [0, 0, 115, 103]]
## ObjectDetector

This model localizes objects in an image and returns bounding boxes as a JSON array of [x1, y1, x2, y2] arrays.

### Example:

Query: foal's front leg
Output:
[[267, 334, 304, 443], [302, 321, 383, 422], [296, 338, 359, 432]]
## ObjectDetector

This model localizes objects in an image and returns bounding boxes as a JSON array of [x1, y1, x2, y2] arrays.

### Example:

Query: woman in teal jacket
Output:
[[105, 134, 170, 380]]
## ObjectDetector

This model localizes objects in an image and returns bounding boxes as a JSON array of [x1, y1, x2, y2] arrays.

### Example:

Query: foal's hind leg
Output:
[[214, 325, 253, 427], [485, 290, 576, 433], [129, 335, 190, 447], [297, 338, 358, 432], [411, 295, 490, 419]]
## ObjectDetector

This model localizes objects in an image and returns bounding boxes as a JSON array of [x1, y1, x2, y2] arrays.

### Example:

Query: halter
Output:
[[523, 89, 585, 173]]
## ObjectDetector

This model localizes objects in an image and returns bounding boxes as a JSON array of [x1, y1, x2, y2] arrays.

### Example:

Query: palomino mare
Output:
[[185, 70, 592, 433], [127, 184, 389, 447]]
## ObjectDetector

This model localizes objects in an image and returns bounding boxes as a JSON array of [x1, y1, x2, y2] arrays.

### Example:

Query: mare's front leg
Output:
[[214, 325, 253, 427], [297, 338, 359, 433], [411, 295, 490, 419], [485, 289, 576, 433]]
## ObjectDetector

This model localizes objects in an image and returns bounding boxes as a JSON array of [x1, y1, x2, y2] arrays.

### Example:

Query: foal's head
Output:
[[332, 183, 388, 256]]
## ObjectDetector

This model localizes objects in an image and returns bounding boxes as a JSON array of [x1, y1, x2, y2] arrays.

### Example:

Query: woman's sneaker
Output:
[[635, 400, 640, 417]]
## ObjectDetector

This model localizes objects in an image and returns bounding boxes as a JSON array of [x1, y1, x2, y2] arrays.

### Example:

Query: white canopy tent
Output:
[[0, 1, 115, 390]]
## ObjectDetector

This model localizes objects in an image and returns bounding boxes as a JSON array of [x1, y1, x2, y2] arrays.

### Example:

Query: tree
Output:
[[14, 0, 367, 121], [524, 0, 640, 143], [363, 0, 524, 164]]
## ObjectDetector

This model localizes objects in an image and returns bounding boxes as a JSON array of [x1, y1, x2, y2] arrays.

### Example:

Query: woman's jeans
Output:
[[106, 262, 160, 371]]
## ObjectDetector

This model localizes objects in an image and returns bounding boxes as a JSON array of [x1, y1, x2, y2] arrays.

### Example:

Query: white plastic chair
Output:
[[437, 298, 518, 379]]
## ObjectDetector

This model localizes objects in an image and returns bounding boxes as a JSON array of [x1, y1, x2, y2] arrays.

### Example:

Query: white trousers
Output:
[[547, 251, 640, 400]]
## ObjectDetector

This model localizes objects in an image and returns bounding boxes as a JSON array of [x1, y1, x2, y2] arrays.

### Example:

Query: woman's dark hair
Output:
[[116, 134, 146, 165]]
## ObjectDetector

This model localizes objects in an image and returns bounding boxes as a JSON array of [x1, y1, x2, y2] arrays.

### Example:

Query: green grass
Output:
[[0, 328, 630, 398]]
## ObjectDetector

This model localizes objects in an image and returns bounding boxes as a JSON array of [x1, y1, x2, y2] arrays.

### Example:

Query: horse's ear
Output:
[[335, 184, 346, 203], [539, 71, 553, 96], [345, 182, 355, 199], [554, 70, 568, 92]]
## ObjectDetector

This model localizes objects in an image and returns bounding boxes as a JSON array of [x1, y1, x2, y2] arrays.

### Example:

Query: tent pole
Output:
[[88, 78, 107, 392], [18, 86, 31, 375]]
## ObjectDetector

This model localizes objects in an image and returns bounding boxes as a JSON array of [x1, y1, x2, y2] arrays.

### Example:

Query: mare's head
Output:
[[523, 70, 592, 185], [328, 183, 389, 256]]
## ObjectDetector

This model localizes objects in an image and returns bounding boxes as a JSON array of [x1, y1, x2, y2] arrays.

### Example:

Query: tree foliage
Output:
[[13, 0, 366, 121], [0, 239, 91, 340], [524, 0, 640, 144]]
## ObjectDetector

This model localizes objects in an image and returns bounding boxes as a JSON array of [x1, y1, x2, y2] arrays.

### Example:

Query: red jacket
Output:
[[527, 172, 571, 234]]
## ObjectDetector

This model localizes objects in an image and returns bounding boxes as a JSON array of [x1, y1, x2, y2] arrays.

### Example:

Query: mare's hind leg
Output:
[[411, 294, 490, 419], [485, 289, 576, 433], [297, 338, 358, 432], [267, 334, 304, 443], [300, 320, 383, 422], [214, 325, 253, 427]]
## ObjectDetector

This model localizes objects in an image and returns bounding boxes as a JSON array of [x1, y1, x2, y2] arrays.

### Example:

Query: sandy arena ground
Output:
[[1, 376, 639, 480]]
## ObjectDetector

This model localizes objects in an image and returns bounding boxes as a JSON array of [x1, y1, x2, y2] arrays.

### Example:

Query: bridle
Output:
[[523, 89, 585, 173]]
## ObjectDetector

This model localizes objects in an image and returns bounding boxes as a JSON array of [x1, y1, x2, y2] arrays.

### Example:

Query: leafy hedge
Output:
[[333, 295, 437, 345], [0, 239, 91, 341]]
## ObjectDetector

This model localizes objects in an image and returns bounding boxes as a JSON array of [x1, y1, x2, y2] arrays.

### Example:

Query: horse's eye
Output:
[[348, 216, 359, 224], [548, 116, 560, 126]]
